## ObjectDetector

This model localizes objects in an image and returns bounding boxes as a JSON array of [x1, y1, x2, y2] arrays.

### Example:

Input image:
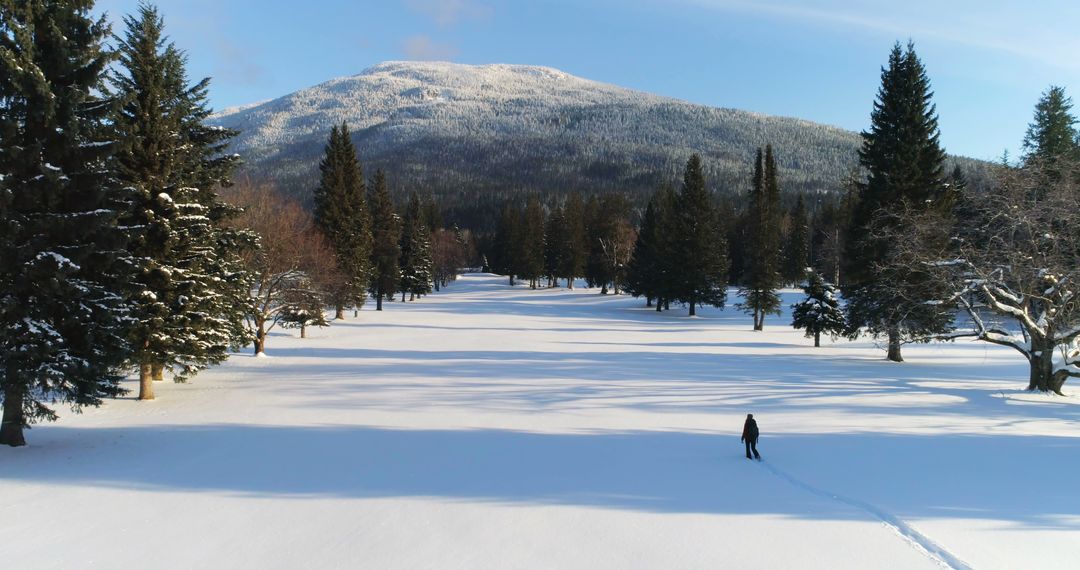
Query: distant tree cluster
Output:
[[625, 155, 729, 315], [488, 191, 634, 293]]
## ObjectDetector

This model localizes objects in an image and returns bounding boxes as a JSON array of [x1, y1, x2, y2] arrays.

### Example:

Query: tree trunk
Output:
[[376, 291, 383, 311], [656, 298, 663, 312], [753, 309, 763, 331], [600, 284, 608, 295], [335, 305, 345, 320], [139, 362, 155, 401], [664, 300, 670, 311], [646, 297, 653, 308], [886, 327, 903, 362], [689, 300, 696, 316], [402, 291, 406, 302], [434, 280, 440, 292], [0, 382, 26, 447], [814, 331, 821, 348], [509, 275, 514, 286], [300, 323, 307, 339], [253, 321, 267, 355], [567, 278, 574, 290], [1027, 341, 1067, 394], [152, 363, 165, 382]]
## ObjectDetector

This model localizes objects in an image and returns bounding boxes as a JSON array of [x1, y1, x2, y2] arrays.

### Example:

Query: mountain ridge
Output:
[[210, 60, 986, 228]]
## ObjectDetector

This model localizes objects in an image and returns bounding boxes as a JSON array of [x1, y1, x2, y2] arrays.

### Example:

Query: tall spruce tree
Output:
[[313, 122, 372, 318], [544, 204, 567, 288], [399, 192, 433, 300], [0, 1, 132, 446], [561, 192, 587, 289], [625, 191, 663, 306], [110, 3, 249, 401], [585, 194, 631, 294], [494, 204, 519, 285], [738, 146, 783, 330], [1022, 86, 1078, 164], [782, 193, 811, 285], [521, 196, 546, 289], [843, 42, 955, 362], [673, 154, 728, 315], [368, 170, 400, 310]]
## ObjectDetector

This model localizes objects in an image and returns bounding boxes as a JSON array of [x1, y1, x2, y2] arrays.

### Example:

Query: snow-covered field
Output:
[[3, 273, 1078, 569]]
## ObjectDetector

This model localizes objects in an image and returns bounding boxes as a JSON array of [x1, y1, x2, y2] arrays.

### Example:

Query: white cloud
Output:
[[402, 35, 460, 61], [681, 0, 1080, 72], [405, 0, 493, 27]]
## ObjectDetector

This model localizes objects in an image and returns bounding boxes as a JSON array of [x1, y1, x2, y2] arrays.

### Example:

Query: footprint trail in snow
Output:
[[758, 459, 972, 570]]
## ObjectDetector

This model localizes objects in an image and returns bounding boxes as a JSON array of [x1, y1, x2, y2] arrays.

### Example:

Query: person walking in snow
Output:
[[741, 414, 761, 460]]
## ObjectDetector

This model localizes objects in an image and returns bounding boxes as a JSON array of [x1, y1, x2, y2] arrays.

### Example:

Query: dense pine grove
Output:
[[3, 1, 1079, 447]]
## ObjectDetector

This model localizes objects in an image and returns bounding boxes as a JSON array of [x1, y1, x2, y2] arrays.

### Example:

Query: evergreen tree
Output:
[[782, 194, 811, 285], [312, 122, 372, 319], [585, 194, 631, 294], [791, 270, 846, 347], [368, 170, 400, 310], [561, 192, 587, 288], [673, 154, 728, 315], [1021, 86, 1079, 164], [110, 3, 250, 401], [625, 191, 663, 306], [843, 42, 955, 362], [399, 192, 434, 300], [544, 204, 567, 288], [0, 1, 131, 446], [520, 196, 546, 289], [653, 184, 681, 311], [738, 146, 783, 329], [422, 194, 443, 233], [493, 204, 519, 285]]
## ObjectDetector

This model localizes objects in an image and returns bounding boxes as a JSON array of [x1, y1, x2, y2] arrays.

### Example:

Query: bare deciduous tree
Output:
[[225, 182, 340, 355], [895, 157, 1080, 393]]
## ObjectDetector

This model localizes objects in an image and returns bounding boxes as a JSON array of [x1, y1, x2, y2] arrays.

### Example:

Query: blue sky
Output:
[[93, 0, 1079, 161]]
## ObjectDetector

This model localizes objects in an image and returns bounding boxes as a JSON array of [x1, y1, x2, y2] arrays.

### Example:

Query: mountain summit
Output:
[[211, 61, 864, 220]]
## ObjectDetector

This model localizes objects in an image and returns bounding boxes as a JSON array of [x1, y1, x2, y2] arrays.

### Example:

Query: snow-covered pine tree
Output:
[[368, 170, 401, 310], [673, 154, 729, 316], [738, 146, 783, 330], [843, 42, 954, 362], [313, 122, 372, 318], [782, 194, 810, 285], [792, 270, 846, 347], [399, 192, 433, 301], [0, 1, 132, 446], [110, 3, 250, 401]]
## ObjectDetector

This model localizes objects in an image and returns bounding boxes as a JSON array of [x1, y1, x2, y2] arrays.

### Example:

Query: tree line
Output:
[[483, 41, 1080, 396]]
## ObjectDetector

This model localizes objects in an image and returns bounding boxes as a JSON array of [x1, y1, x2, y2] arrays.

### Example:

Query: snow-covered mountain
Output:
[[210, 61, 973, 223]]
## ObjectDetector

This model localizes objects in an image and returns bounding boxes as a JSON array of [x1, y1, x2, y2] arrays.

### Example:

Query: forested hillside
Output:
[[211, 61, 987, 229]]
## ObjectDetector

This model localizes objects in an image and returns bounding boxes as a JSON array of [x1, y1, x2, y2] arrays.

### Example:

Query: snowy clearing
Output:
[[2, 273, 1078, 569]]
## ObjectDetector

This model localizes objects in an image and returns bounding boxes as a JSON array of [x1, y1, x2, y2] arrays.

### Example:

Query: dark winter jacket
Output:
[[741, 418, 759, 442]]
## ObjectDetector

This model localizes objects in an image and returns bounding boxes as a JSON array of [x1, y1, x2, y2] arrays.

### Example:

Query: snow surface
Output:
[[2, 273, 1079, 569]]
